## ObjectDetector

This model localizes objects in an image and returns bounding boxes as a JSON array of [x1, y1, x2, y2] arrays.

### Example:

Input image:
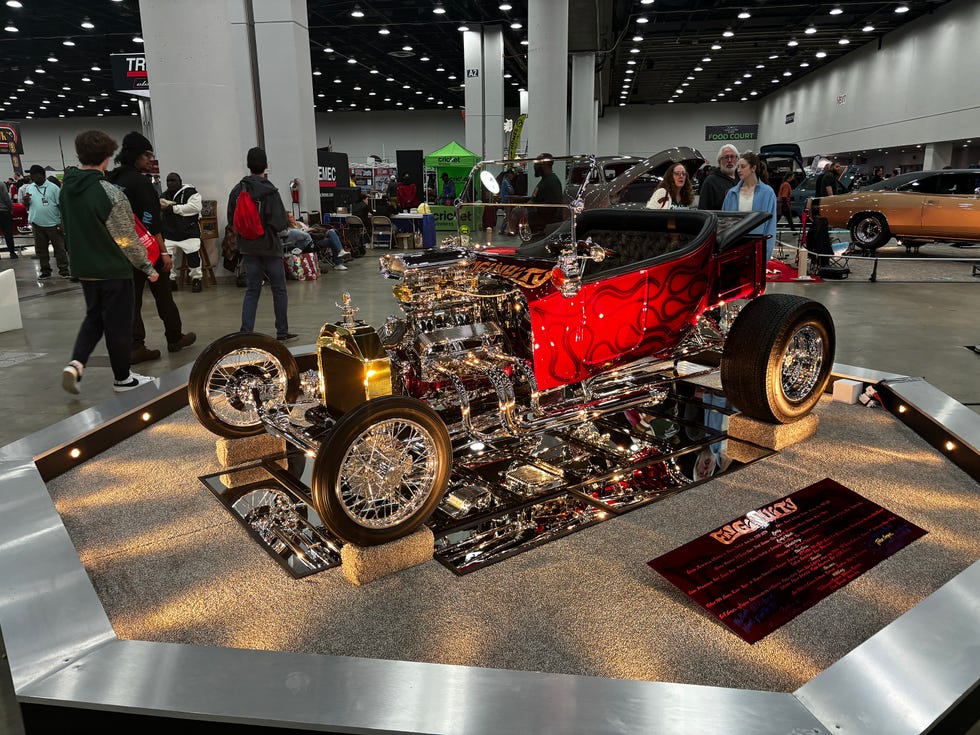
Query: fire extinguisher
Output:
[[289, 178, 300, 218]]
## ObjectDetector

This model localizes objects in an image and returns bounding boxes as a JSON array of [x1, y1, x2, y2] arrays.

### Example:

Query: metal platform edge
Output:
[[0, 358, 976, 734]]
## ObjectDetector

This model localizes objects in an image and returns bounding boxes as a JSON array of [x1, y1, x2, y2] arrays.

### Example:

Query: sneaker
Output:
[[167, 332, 197, 353], [191, 278, 202, 293], [113, 372, 155, 393], [61, 360, 84, 395], [277, 333, 298, 342], [38, 272, 52, 280], [131, 345, 161, 363], [59, 270, 71, 278], [337, 249, 351, 258], [334, 264, 348, 271]]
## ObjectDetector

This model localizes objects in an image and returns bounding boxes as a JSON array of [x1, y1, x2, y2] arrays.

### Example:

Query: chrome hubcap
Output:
[[206, 347, 287, 427], [856, 218, 881, 243], [779, 325, 824, 402]]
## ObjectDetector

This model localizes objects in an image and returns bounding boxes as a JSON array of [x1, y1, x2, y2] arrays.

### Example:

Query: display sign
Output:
[[649, 478, 927, 643], [0, 121, 24, 155], [317, 150, 349, 191], [507, 114, 526, 160], [785, 112, 795, 124], [704, 124, 758, 142], [110, 53, 150, 98]]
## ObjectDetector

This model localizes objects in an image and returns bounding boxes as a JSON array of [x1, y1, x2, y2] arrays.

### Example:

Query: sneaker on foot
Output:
[[167, 332, 197, 352], [38, 272, 52, 280], [191, 278, 202, 293], [337, 249, 351, 258], [61, 360, 84, 395], [113, 372, 155, 393], [334, 263, 348, 271], [277, 333, 298, 342], [59, 270, 71, 278], [131, 345, 161, 363]]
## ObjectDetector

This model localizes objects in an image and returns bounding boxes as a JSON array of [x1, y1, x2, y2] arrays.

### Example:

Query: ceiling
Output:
[[0, 0, 955, 121]]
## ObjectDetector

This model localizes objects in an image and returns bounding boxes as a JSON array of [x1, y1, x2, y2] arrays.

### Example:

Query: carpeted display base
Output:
[[341, 527, 435, 586], [44, 398, 980, 694], [728, 412, 819, 451], [216, 434, 286, 467]]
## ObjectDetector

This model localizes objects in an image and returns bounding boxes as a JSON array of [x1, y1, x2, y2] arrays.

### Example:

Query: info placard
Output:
[[648, 478, 927, 643]]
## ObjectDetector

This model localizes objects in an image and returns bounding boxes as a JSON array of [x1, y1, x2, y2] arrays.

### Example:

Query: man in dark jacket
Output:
[[107, 132, 195, 363], [697, 144, 739, 210], [227, 147, 295, 341], [160, 172, 203, 292], [60, 130, 159, 395]]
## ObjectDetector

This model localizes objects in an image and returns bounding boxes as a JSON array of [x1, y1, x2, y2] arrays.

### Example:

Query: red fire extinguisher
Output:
[[289, 178, 300, 218]]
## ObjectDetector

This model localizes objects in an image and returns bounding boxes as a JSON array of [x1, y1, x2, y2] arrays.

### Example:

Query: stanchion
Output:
[[794, 246, 813, 281]]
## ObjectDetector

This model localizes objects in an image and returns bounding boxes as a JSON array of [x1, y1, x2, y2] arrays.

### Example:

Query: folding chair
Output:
[[370, 215, 394, 249], [805, 214, 850, 279], [344, 215, 366, 254]]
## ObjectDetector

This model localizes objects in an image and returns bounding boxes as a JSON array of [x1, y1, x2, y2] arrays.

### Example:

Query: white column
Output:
[[922, 142, 953, 170], [138, 0, 246, 230], [526, 0, 569, 158], [569, 52, 596, 155], [519, 89, 529, 116], [463, 31, 484, 157], [483, 26, 505, 159], [250, 0, 319, 215]]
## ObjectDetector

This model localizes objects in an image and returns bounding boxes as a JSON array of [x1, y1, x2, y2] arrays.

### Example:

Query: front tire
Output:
[[188, 332, 300, 438], [850, 213, 890, 250], [311, 396, 451, 546], [721, 295, 835, 423]]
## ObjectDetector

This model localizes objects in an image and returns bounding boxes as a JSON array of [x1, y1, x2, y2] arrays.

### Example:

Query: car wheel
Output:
[[311, 395, 451, 546], [721, 294, 835, 424], [849, 213, 890, 250], [188, 332, 300, 438]]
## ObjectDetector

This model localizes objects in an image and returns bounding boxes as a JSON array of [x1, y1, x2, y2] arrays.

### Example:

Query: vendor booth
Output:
[[424, 140, 481, 232]]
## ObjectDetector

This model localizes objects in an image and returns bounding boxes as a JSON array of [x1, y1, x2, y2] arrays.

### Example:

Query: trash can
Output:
[[421, 213, 437, 249]]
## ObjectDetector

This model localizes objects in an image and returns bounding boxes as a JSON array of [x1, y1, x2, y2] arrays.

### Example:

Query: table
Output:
[[392, 213, 436, 248]]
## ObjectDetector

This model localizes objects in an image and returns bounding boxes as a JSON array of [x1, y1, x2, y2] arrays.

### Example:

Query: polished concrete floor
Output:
[[0, 230, 978, 449]]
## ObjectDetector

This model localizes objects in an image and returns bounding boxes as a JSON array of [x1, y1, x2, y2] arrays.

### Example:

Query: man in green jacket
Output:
[[60, 130, 160, 395]]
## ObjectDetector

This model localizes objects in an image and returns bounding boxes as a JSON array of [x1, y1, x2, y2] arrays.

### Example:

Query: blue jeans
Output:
[[72, 279, 135, 381], [240, 254, 289, 338], [325, 230, 345, 265]]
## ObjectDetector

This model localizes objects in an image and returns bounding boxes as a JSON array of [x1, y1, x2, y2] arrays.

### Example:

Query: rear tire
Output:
[[849, 213, 889, 250], [721, 295, 835, 423]]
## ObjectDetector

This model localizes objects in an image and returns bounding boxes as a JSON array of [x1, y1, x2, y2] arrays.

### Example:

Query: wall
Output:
[[315, 109, 468, 166], [758, 0, 979, 159], [0, 117, 139, 180]]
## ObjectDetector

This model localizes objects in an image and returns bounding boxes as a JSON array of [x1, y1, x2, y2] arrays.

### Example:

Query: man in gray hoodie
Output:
[[226, 147, 295, 341]]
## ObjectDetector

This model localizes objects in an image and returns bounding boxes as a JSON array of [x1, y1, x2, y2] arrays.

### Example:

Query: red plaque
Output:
[[648, 478, 927, 643]]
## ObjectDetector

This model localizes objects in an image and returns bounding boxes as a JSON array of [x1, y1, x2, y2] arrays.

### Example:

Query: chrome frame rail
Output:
[[0, 357, 977, 734]]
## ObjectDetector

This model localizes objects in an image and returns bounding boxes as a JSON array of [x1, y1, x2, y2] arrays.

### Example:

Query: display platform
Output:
[[1, 360, 978, 735]]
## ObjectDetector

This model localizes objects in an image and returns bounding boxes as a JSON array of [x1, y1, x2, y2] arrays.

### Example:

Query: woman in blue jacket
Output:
[[721, 151, 778, 262]]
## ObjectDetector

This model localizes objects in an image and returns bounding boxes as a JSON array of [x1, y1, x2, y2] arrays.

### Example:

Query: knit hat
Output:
[[121, 131, 153, 153]]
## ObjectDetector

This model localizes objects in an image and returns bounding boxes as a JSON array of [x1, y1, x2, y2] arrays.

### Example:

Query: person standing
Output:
[[60, 130, 159, 395], [646, 163, 694, 209], [498, 170, 515, 234], [526, 153, 565, 234], [107, 132, 196, 363], [0, 179, 17, 259], [227, 146, 296, 342], [816, 161, 841, 197], [777, 173, 797, 232], [722, 151, 778, 262], [160, 172, 204, 292], [439, 172, 456, 205], [396, 173, 419, 213], [697, 144, 739, 210], [21, 164, 70, 278]]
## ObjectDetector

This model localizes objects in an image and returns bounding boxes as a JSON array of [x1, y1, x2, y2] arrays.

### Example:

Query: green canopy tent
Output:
[[424, 141, 480, 231]]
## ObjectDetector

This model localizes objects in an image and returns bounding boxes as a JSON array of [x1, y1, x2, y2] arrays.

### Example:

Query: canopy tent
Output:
[[424, 141, 481, 230]]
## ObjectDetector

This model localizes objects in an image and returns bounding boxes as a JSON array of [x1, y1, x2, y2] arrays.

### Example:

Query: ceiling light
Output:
[[750, 90, 758, 96], [711, 44, 722, 50], [815, 50, 828, 58], [838, 37, 850, 45], [379, 27, 389, 35], [702, 57, 711, 62], [23, 78, 33, 84], [787, 39, 798, 47], [458, 25, 469, 32], [895, 4, 909, 13], [333, 77, 341, 83], [829, 6, 843, 15], [722, 28, 734, 38], [81, 18, 94, 29], [48, 56, 58, 62], [433, 4, 446, 14], [347, 57, 357, 63], [783, 70, 792, 76], [686, 75, 694, 80], [734, 80, 742, 85], [863, 24, 876, 32], [627, 59, 636, 65], [323, 46, 334, 53], [640, 0, 654, 4], [636, 16, 649, 23], [632, 35, 643, 42], [313, 69, 322, 75], [769, 53, 779, 59], [350, 5, 364, 18], [756, 63, 764, 69], [738, 10, 751, 19], [436, 65, 445, 72], [419, 56, 429, 62], [34, 68, 44, 74], [447, 74, 456, 80], [630, 47, 640, 53], [499, 3, 512, 9], [62, 38, 76, 46], [805, 25, 817, 34], [4, 20, 17, 32], [133, 36, 143, 43], [402, 45, 413, 51], [6, 1, 23, 7], [510, 22, 522, 29], [370, 68, 379, 74], [800, 61, 810, 67]]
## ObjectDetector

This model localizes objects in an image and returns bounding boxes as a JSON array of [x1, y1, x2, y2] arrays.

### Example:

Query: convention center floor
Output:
[[0, 229, 977, 449]]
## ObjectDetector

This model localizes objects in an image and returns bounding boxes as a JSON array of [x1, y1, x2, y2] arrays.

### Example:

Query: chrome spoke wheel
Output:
[[335, 418, 439, 529], [779, 324, 825, 403], [206, 347, 288, 428]]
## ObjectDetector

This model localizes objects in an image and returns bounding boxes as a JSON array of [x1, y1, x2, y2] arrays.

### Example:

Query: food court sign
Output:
[[705, 124, 758, 142]]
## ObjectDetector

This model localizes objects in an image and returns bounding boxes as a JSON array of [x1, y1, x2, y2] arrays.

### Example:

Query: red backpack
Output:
[[233, 179, 265, 240]]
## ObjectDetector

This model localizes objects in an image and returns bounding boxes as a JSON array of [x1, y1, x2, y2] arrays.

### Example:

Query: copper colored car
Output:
[[810, 168, 980, 250]]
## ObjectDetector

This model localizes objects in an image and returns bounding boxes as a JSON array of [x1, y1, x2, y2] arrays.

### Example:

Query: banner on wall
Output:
[[704, 124, 758, 142], [0, 121, 24, 155], [110, 53, 150, 98]]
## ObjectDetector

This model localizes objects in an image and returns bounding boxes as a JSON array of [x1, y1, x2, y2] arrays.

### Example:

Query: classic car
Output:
[[1, 203, 30, 238], [758, 143, 807, 198], [563, 155, 643, 201], [189, 154, 835, 549], [810, 168, 980, 250]]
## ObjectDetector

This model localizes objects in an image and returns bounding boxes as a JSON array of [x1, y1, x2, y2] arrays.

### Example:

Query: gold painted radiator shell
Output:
[[317, 323, 392, 414]]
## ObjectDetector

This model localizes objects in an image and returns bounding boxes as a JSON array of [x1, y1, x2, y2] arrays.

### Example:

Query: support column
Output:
[[922, 142, 953, 170], [526, 0, 569, 183], [483, 26, 505, 159], [569, 52, 596, 155], [138, 0, 246, 230], [463, 30, 484, 158]]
